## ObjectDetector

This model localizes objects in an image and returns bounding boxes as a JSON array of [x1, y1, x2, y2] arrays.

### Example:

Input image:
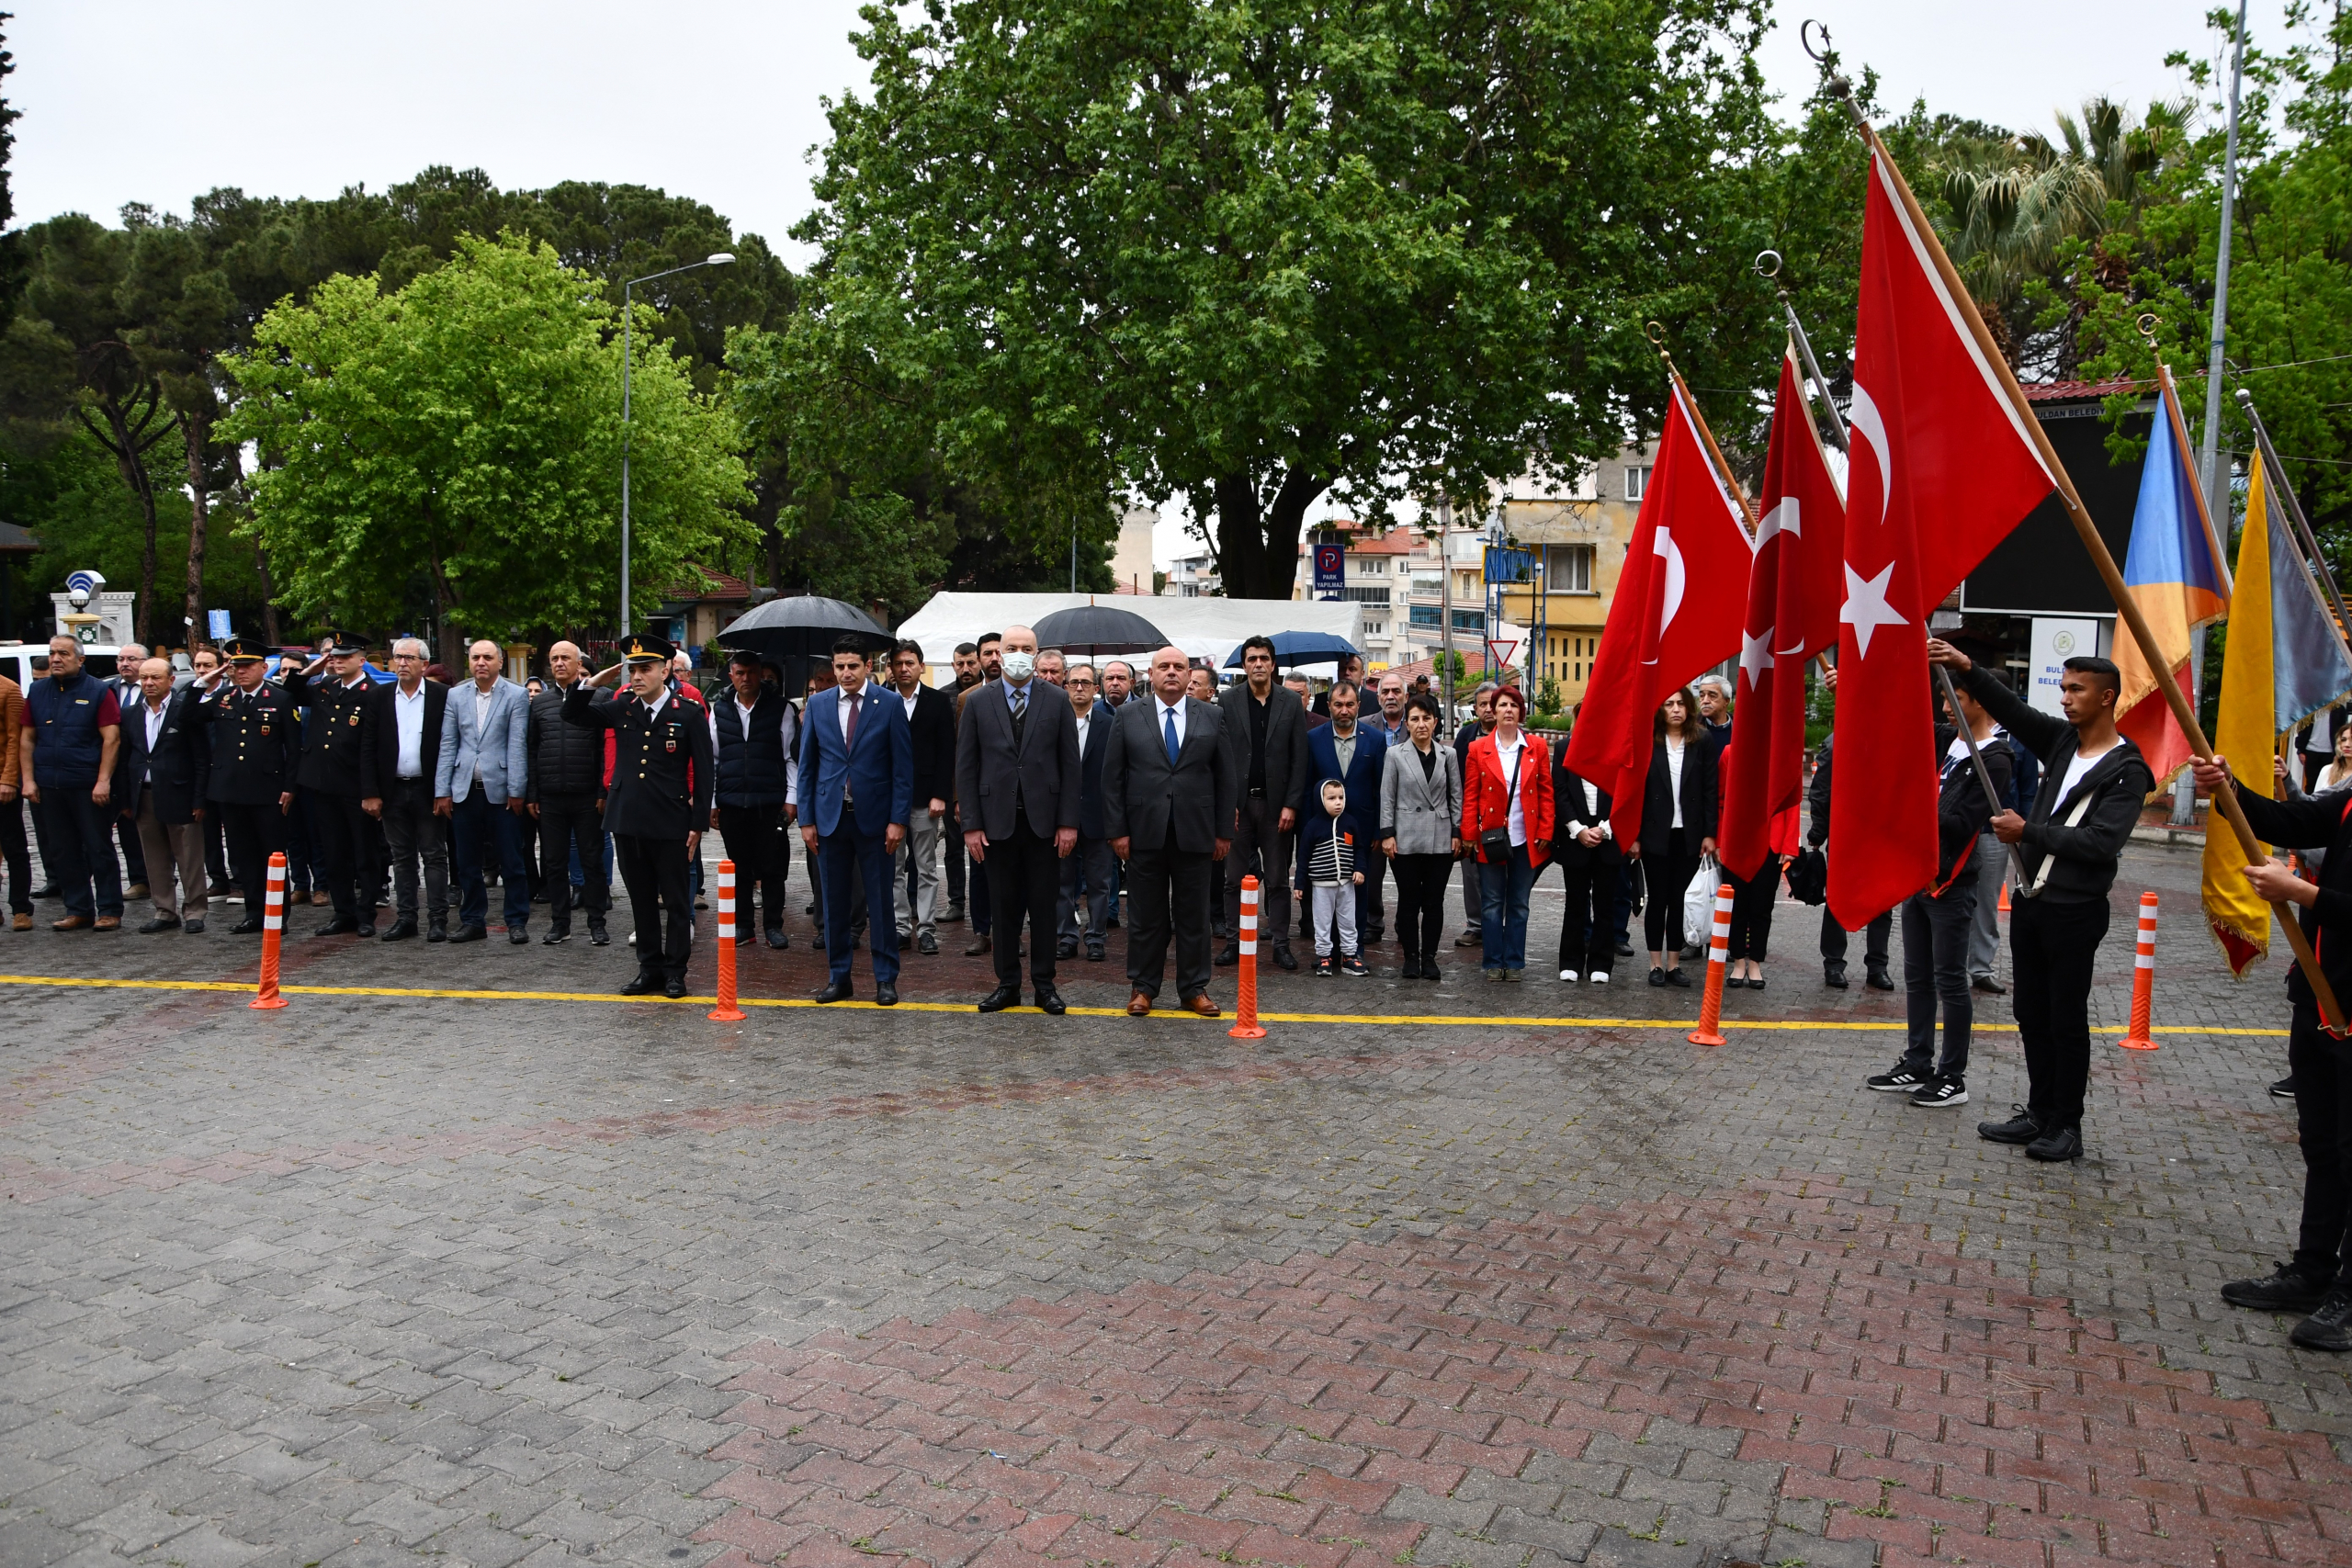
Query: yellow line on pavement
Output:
[[0, 973, 2290, 1034]]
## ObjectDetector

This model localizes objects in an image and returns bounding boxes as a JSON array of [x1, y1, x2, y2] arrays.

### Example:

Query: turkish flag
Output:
[[1562, 378, 1754, 850], [1826, 149, 2055, 927], [1718, 346, 1847, 881]]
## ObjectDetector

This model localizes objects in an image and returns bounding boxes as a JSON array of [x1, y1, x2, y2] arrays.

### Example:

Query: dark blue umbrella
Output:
[[1222, 629, 1362, 669]]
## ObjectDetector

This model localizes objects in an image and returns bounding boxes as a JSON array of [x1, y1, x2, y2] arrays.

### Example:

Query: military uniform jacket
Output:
[[563, 683, 712, 840], [195, 679, 300, 805], [284, 670, 374, 796]]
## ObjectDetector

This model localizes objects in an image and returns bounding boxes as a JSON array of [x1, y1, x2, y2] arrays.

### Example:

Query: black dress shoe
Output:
[[588, 923, 610, 946], [427, 922, 448, 943], [1215, 942, 1241, 966], [978, 984, 1021, 1013], [966, 934, 992, 955], [1400, 956, 1422, 979], [138, 916, 181, 934], [182, 919, 204, 934], [765, 928, 790, 950], [355, 924, 377, 939], [2026, 1125, 2084, 1162], [1665, 967, 1692, 988], [1086, 942, 1104, 963], [2290, 1290, 2352, 1351], [231, 917, 265, 934], [1057, 936, 1080, 960], [1272, 943, 1298, 971], [448, 924, 487, 943], [315, 917, 360, 937], [917, 931, 937, 955], [663, 976, 687, 998], [1865, 964, 1895, 991], [1615, 941, 1634, 957], [508, 923, 528, 944], [619, 974, 660, 996], [28, 885, 56, 900], [876, 982, 899, 1007], [2222, 1263, 2333, 1314], [1971, 974, 2007, 994], [1978, 1106, 2041, 1145], [382, 920, 419, 942], [811, 977, 854, 1003], [543, 927, 571, 944], [1035, 987, 1067, 1016]]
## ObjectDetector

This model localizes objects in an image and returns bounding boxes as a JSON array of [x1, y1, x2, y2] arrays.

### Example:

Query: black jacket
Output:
[[1550, 761, 1619, 868], [1930, 724, 2012, 891], [195, 678, 300, 806], [526, 679, 607, 800], [1959, 664, 2152, 904], [1805, 731, 1837, 848], [284, 668, 378, 796], [899, 682, 957, 808], [116, 685, 210, 825], [358, 678, 447, 800], [563, 684, 713, 840], [2238, 785, 2352, 1009], [1637, 735, 1718, 858], [1072, 702, 1115, 840]]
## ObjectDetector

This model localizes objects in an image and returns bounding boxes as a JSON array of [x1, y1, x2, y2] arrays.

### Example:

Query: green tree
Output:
[[801, 0, 1785, 600], [221, 233, 751, 660]]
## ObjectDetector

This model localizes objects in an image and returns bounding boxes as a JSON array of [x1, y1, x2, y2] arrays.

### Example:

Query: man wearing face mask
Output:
[[956, 624, 1082, 1014]]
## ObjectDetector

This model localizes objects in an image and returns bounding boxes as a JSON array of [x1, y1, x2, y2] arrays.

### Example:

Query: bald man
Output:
[[1102, 646, 1238, 1016]]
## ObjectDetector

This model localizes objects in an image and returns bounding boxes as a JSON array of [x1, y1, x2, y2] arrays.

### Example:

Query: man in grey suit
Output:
[[1216, 634, 1310, 971], [1104, 645, 1238, 1017], [956, 623, 1082, 1015], [435, 638, 533, 943]]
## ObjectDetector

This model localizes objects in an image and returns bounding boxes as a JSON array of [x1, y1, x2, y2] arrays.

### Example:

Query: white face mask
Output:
[[1001, 650, 1036, 682]]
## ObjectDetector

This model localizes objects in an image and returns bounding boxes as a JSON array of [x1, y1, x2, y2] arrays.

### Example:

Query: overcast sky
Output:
[[11, 0, 2291, 564]]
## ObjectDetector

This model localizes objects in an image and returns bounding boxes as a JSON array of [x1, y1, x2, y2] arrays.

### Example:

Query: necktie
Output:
[[842, 688, 859, 751], [1163, 705, 1181, 768], [1012, 686, 1027, 747]]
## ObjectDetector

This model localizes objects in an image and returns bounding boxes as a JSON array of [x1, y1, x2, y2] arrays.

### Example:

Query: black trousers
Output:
[[1821, 906, 1892, 966], [944, 828, 967, 908], [615, 831, 692, 981], [1227, 795, 1291, 945], [1899, 884, 1978, 1080], [1641, 832, 1701, 954], [203, 809, 229, 888], [1361, 848, 1388, 940], [538, 792, 610, 929], [1555, 855, 1620, 976], [987, 817, 1063, 988], [2289, 997, 2352, 1289], [717, 803, 787, 931], [379, 779, 448, 925], [0, 796, 29, 914], [117, 810, 147, 886], [1391, 852, 1453, 963], [37, 784, 124, 919], [215, 799, 288, 924], [2011, 894, 2109, 1130], [1726, 863, 1778, 962], [1128, 828, 1214, 1002], [304, 787, 382, 921]]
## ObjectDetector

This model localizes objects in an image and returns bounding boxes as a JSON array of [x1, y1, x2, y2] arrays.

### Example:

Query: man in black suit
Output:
[[888, 639, 957, 956], [116, 656, 211, 932], [1104, 645, 1238, 1017], [1056, 662, 1117, 963], [283, 628, 385, 936], [360, 637, 450, 941], [955, 623, 1082, 1014], [1216, 636, 1310, 970], [191, 637, 298, 934]]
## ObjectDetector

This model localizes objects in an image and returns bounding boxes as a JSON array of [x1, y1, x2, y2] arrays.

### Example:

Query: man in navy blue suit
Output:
[[1300, 680, 1387, 951], [797, 635, 913, 1005]]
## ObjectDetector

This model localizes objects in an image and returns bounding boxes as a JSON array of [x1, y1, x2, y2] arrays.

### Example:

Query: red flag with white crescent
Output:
[[1826, 147, 2056, 927], [1562, 378, 1754, 850], [1718, 344, 1848, 881]]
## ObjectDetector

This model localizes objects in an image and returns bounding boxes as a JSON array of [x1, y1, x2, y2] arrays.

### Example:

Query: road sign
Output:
[[1312, 544, 1344, 600], [208, 609, 232, 639]]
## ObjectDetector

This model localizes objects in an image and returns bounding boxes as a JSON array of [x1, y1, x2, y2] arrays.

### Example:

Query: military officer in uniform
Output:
[[192, 637, 298, 933], [563, 635, 713, 998], [284, 629, 385, 937]]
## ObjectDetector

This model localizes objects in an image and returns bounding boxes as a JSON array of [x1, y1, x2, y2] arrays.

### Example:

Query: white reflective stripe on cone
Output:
[[2134, 952, 2155, 968]]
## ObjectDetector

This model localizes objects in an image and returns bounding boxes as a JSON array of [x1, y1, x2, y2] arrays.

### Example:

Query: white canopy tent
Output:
[[892, 592, 1363, 682]]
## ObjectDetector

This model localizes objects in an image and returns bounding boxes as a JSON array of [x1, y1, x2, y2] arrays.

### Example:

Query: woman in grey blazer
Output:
[[1379, 692, 1462, 979]]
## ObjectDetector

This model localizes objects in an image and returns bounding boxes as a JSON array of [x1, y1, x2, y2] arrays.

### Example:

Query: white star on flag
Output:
[[1739, 628, 1774, 693], [1839, 562, 1905, 658]]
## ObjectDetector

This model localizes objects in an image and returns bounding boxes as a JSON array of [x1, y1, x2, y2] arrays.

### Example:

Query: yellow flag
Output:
[[2202, 462, 2275, 973]]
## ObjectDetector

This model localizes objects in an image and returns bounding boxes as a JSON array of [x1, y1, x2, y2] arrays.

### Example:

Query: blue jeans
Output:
[[1478, 846, 1535, 970], [452, 792, 530, 931], [820, 826, 900, 985], [34, 784, 122, 919]]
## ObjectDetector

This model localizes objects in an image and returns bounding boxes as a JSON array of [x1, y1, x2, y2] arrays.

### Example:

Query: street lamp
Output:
[[620, 252, 735, 632]]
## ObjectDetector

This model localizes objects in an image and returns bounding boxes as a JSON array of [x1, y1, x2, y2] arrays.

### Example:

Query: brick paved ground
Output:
[[2, 843, 2343, 1568]]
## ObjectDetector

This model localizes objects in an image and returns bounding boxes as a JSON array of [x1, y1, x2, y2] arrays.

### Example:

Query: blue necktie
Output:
[[1163, 706, 1180, 768]]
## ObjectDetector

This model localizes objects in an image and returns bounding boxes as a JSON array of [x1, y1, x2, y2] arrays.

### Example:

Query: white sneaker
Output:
[[1588, 970, 1609, 984], [1559, 969, 1579, 983]]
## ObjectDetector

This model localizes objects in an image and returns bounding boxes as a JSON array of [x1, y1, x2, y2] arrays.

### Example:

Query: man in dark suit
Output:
[[1104, 645, 1238, 1017], [1216, 636, 1311, 970], [1056, 662, 1118, 964], [564, 635, 715, 998], [799, 635, 913, 1005], [888, 639, 957, 956], [1299, 679, 1387, 950], [359, 637, 449, 942], [116, 655, 211, 932], [284, 628, 385, 936], [191, 637, 299, 934], [955, 623, 1082, 1014]]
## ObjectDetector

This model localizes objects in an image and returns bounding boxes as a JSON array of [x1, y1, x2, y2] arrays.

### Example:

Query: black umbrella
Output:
[[1031, 604, 1170, 657], [715, 594, 893, 660]]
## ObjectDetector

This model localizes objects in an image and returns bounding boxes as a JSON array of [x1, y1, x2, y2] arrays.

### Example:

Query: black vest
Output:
[[712, 690, 790, 807]]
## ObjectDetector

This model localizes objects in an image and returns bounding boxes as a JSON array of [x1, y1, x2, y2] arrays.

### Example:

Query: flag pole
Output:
[[1758, 251, 2031, 895], [1645, 323, 1759, 533], [1822, 67, 2345, 1032], [2237, 387, 2352, 646], [2155, 359, 2232, 601]]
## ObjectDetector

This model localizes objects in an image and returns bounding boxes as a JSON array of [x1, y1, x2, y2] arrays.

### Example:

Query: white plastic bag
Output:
[[1682, 853, 1721, 946]]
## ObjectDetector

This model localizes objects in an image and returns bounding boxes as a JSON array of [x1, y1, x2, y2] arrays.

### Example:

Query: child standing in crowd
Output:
[[1299, 778, 1367, 976]]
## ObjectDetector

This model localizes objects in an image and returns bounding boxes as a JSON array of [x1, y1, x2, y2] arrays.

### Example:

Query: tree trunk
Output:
[[79, 400, 170, 644], [429, 546, 465, 668], [182, 412, 209, 650], [251, 536, 280, 647], [1213, 467, 1327, 599]]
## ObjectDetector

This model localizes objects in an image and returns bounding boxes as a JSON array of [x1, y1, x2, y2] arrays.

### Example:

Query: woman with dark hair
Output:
[[1459, 685, 1553, 980], [1379, 690, 1462, 978], [1551, 704, 1620, 984], [1630, 687, 1715, 987]]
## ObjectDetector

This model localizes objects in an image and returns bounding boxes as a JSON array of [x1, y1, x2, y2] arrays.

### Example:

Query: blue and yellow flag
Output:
[[2203, 459, 2352, 974], [2115, 375, 2232, 781]]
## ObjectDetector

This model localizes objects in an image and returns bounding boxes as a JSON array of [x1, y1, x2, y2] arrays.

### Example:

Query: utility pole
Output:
[[1436, 499, 1454, 737]]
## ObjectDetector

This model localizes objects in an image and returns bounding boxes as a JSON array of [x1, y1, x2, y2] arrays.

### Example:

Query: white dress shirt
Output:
[[392, 682, 428, 778], [1494, 733, 1527, 847], [708, 692, 801, 806], [1156, 695, 1187, 748], [142, 699, 168, 781]]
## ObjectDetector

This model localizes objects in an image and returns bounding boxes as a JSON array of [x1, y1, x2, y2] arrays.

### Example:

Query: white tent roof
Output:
[[894, 592, 1363, 676]]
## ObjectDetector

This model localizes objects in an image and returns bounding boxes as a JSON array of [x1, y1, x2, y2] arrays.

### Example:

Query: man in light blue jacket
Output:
[[435, 639, 533, 943]]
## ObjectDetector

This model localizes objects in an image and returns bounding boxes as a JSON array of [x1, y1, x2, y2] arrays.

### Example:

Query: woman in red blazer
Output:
[[1458, 686, 1554, 980]]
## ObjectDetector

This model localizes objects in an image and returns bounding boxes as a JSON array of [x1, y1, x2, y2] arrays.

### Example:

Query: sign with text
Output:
[[2028, 616, 2102, 716], [1312, 544, 1344, 599]]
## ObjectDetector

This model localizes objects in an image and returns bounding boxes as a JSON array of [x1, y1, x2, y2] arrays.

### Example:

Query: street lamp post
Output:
[[620, 252, 734, 633]]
